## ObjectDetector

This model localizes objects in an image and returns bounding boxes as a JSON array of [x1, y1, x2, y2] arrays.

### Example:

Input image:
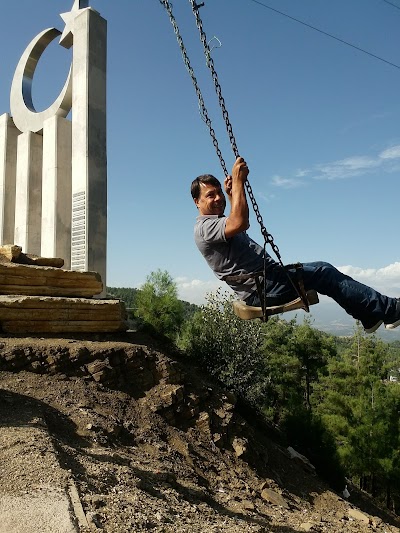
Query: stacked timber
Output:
[[0, 245, 127, 334]]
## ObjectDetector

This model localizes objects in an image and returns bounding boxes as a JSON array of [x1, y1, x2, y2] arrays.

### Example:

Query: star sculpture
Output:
[[59, 0, 90, 49]]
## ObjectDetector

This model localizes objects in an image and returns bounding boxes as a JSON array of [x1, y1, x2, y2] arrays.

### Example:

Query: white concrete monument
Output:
[[0, 0, 107, 290]]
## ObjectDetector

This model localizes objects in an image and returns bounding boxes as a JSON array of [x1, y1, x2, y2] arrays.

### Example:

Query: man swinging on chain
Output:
[[191, 157, 400, 334]]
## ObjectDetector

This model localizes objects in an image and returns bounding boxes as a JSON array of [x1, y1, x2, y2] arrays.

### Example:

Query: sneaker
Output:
[[363, 320, 383, 334], [385, 319, 400, 330], [385, 299, 400, 330]]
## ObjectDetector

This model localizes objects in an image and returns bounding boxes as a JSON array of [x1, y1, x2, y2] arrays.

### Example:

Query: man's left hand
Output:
[[224, 175, 232, 198]]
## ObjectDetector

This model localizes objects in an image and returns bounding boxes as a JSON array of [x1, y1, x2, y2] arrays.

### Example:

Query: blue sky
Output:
[[0, 0, 399, 337]]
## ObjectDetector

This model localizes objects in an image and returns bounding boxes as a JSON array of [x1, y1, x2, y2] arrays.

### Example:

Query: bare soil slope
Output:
[[0, 333, 399, 533]]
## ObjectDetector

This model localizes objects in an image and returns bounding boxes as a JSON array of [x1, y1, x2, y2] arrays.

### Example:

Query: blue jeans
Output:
[[245, 261, 398, 327]]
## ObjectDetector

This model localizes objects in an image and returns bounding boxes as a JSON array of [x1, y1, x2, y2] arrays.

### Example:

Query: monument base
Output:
[[0, 245, 127, 334], [0, 295, 127, 334]]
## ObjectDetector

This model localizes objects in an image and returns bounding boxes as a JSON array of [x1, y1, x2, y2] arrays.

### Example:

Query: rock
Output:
[[0, 261, 102, 297], [260, 488, 289, 509], [0, 244, 64, 267], [232, 437, 247, 457], [212, 433, 223, 447], [300, 522, 317, 532], [196, 412, 211, 436], [348, 508, 371, 524], [241, 499, 255, 511], [0, 295, 127, 333], [0, 244, 23, 262], [90, 495, 107, 509], [287, 446, 316, 473], [86, 511, 104, 530]]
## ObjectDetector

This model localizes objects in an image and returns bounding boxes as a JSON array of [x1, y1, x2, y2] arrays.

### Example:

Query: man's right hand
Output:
[[232, 157, 249, 184], [224, 157, 250, 238]]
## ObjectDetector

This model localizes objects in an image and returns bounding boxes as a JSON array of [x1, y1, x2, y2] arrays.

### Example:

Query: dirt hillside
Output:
[[0, 332, 399, 533]]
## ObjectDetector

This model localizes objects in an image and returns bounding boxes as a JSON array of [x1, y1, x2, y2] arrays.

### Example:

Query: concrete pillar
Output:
[[0, 114, 18, 244], [41, 116, 72, 267], [14, 132, 43, 255], [71, 9, 107, 291]]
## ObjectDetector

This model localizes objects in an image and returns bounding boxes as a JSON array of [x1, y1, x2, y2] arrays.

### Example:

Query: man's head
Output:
[[191, 174, 226, 216]]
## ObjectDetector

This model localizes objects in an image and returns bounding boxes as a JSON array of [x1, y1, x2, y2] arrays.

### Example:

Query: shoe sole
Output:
[[364, 320, 383, 334], [385, 319, 400, 330]]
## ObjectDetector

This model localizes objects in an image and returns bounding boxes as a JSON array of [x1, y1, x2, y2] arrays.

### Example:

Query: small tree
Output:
[[178, 289, 268, 405], [136, 269, 184, 339]]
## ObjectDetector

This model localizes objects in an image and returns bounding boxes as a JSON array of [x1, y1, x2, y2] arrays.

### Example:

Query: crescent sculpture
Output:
[[10, 27, 72, 134]]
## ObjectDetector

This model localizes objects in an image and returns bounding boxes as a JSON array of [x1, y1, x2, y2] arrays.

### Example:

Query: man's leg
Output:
[[301, 261, 399, 331]]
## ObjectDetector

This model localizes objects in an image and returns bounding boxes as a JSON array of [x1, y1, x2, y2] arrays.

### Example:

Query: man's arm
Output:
[[224, 157, 250, 238]]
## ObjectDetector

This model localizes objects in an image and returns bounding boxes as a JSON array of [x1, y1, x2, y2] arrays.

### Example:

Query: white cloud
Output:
[[271, 175, 304, 189], [337, 262, 400, 296], [313, 155, 379, 181], [257, 191, 275, 203], [295, 169, 310, 178], [175, 276, 233, 305], [379, 145, 400, 160], [272, 144, 400, 187]]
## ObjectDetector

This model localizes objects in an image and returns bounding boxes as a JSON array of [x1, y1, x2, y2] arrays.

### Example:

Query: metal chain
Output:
[[158, 0, 228, 176], [189, 0, 285, 265], [159, 0, 281, 258]]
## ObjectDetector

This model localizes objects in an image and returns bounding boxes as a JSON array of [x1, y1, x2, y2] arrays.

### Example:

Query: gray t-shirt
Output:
[[194, 214, 275, 301]]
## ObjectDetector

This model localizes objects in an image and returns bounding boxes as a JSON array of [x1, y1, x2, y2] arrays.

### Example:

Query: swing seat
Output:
[[232, 290, 319, 320]]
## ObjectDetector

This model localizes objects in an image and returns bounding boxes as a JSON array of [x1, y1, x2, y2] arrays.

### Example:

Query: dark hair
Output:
[[191, 174, 222, 200]]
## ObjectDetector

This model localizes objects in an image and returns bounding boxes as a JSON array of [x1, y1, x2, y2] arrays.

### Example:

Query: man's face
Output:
[[195, 183, 226, 216]]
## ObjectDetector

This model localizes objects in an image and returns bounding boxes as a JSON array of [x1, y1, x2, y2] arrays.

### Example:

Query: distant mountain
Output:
[[286, 299, 400, 342]]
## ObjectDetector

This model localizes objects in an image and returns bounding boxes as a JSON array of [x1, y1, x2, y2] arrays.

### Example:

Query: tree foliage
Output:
[[180, 290, 400, 507], [316, 323, 400, 507], [106, 286, 138, 309], [107, 285, 198, 322], [135, 269, 184, 339], [178, 289, 268, 405]]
